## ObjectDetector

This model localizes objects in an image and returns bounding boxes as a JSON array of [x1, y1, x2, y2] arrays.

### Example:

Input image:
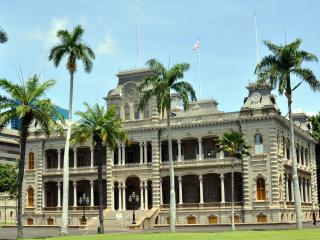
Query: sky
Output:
[[1, 0, 320, 118]]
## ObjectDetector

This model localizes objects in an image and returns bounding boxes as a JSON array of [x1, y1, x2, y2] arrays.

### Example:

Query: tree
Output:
[[71, 103, 127, 234], [308, 112, 320, 204], [138, 59, 196, 232], [49, 25, 95, 236], [0, 28, 8, 44], [215, 130, 250, 231], [255, 38, 320, 229], [0, 163, 18, 197], [0, 75, 62, 238]]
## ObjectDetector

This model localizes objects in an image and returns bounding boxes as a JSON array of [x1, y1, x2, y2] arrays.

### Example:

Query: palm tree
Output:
[[0, 75, 62, 239], [0, 28, 8, 43], [49, 25, 95, 235], [138, 59, 196, 232], [71, 103, 127, 234], [255, 38, 320, 229], [215, 130, 250, 231]]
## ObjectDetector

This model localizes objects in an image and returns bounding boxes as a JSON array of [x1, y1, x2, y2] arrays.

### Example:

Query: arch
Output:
[[27, 217, 33, 225], [186, 215, 197, 224], [45, 149, 58, 169], [202, 136, 219, 159], [182, 175, 200, 203], [203, 173, 221, 202], [125, 176, 141, 210], [47, 217, 54, 225], [28, 152, 35, 170], [224, 172, 243, 202], [254, 133, 263, 154], [256, 178, 266, 201], [44, 182, 58, 207], [257, 213, 267, 223], [230, 214, 241, 224], [208, 214, 218, 224], [162, 176, 179, 204], [27, 187, 34, 207]]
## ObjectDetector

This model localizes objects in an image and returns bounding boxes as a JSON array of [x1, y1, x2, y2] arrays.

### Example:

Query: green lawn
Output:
[[25, 229, 320, 240]]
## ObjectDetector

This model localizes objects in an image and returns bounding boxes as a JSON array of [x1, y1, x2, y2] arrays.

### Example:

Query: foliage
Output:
[[216, 130, 250, 159], [0, 28, 8, 43], [0, 163, 18, 197], [138, 59, 196, 114], [255, 38, 320, 99], [49, 25, 95, 74], [308, 112, 320, 142], [71, 103, 127, 148]]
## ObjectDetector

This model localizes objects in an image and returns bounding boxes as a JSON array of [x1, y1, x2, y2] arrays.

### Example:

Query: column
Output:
[[122, 144, 126, 165], [220, 150, 224, 160], [122, 183, 126, 210], [90, 180, 94, 207], [118, 144, 121, 166], [57, 149, 61, 170], [304, 180, 308, 203], [90, 146, 94, 167], [160, 179, 163, 205], [199, 175, 204, 204], [111, 185, 115, 210], [198, 137, 203, 161], [290, 178, 294, 202], [177, 140, 182, 162], [178, 176, 183, 204], [308, 181, 312, 203], [220, 174, 225, 203], [118, 183, 122, 210], [57, 182, 61, 207], [140, 182, 144, 209], [140, 142, 144, 164], [144, 181, 148, 209], [73, 181, 77, 207], [285, 175, 289, 201], [144, 141, 148, 164], [73, 148, 77, 169], [299, 178, 303, 201]]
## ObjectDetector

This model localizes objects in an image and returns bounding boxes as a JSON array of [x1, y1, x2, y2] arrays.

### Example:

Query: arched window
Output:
[[187, 216, 196, 224], [254, 133, 263, 154], [27, 187, 34, 207], [208, 215, 218, 224], [257, 213, 267, 223], [47, 217, 54, 225], [27, 217, 33, 225], [256, 178, 266, 200], [28, 152, 34, 170]]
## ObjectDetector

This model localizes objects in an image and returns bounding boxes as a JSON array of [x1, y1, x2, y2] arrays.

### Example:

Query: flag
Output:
[[192, 40, 200, 50]]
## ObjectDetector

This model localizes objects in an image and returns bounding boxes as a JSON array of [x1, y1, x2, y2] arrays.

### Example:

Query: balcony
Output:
[[43, 166, 98, 176], [113, 162, 152, 171]]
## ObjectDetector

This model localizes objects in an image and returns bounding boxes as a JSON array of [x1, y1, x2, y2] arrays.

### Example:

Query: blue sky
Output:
[[1, 0, 320, 117]]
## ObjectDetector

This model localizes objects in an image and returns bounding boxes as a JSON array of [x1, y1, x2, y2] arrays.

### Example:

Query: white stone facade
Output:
[[22, 68, 318, 227]]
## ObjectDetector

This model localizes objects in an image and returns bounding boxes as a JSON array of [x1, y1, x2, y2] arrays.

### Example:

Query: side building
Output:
[[22, 68, 318, 227]]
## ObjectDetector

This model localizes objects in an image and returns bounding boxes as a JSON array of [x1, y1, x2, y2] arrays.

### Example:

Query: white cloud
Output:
[[45, 17, 69, 48], [97, 32, 117, 55], [293, 108, 317, 116]]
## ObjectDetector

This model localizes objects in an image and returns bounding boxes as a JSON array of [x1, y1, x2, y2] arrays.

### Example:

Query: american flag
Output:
[[192, 40, 200, 50]]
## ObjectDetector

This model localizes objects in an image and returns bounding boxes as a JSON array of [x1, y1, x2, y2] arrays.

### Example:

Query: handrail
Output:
[[120, 214, 130, 229]]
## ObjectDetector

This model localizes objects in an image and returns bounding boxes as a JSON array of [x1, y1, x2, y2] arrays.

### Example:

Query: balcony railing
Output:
[[43, 166, 98, 175], [161, 157, 239, 168], [113, 162, 152, 170], [161, 202, 243, 209]]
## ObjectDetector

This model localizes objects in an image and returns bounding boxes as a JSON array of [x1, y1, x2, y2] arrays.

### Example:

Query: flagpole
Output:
[[197, 36, 201, 99], [254, 10, 260, 64]]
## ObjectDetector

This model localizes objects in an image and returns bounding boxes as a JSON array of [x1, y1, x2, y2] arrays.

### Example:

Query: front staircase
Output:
[[86, 207, 159, 231]]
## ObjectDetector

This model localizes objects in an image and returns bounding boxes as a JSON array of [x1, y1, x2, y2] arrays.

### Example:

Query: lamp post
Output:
[[79, 193, 90, 224], [128, 191, 140, 224]]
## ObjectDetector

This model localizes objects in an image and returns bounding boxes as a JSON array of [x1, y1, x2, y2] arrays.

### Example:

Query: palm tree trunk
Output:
[[167, 108, 176, 233], [17, 122, 28, 239], [96, 141, 104, 234], [231, 162, 235, 231], [60, 70, 74, 236], [288, 97, 302, 229]]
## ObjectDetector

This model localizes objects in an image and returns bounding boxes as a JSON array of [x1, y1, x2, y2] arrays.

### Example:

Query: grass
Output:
[[25, 229, 320, 240]]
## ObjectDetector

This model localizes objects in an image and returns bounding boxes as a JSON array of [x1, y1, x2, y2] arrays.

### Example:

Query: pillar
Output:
[[199, 175, 204, 204], [144, 181, 148, 209], [290, 178, 294, 202], [285, 175, 289, 201], [144, 141, 148, 164], [140, 182, 144, 209], [220, 174, 225, 203], [118, 144, 121, 166], [57, 149, 61, 170], [57, 182, 61, 207], [140, 142, 144, 164], [198, 137, 203, 161], [122, 183, 126, 210], [220, 150, 224, 160], [90, 180, 94, 207], [122, 144, 126, 165], [160, 179, 163, 205], [112, 185, 115, 210], [304, 179, 308, 203], [90, 146, 94, 167], [177, 140, 182, 162], [118, 183, 122, 210], [178, 176, 183, 204], [73, 181, 77, 207], [73, 148, 77, 169]]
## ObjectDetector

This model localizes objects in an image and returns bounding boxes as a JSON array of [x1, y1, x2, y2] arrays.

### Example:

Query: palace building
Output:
[[22, 68, 318, 228]]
